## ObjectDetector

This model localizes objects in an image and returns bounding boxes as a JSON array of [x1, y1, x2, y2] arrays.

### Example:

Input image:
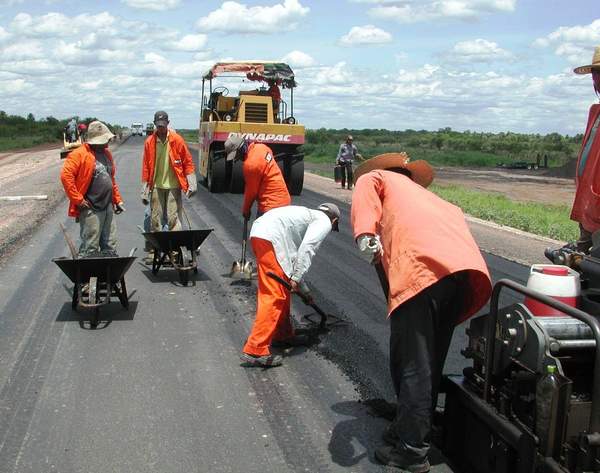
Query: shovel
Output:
[[266, 271, 345, 330], [230, 216, 254, 279]]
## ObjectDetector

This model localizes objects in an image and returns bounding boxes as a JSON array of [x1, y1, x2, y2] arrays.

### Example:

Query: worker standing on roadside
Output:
[[336, 135, 363, 190], [350, 153, 491, 472], [60, 121, 125, 257], [570, 46, 600, 253], [240, 203, 340, 367], [77, 122, 87, 141], [224, 135, 291, 218], [141, 111, 196, 237]]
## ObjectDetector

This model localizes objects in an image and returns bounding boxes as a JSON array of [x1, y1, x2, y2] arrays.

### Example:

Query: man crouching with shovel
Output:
[[240, 203, 340, 368]]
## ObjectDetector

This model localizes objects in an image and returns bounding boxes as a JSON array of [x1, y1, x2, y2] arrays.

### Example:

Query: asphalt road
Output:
[[0, 136, 530, 473]]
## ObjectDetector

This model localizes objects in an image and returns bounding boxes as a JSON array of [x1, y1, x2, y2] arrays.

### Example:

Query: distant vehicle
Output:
[[145, 123, 155, 136], [496, 161, 539, 170], [131, 123, 143, 136]]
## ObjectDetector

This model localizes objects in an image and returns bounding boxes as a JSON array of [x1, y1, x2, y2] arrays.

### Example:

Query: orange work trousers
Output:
[[243, 237, 294, 356]]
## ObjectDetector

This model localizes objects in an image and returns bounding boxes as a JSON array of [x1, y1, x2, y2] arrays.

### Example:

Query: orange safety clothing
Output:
[[571, 104, 600, 232], [242, 142, 291, 215], [142, 130, 194, 192], [243, 237, 295, 356], [60, 144, 122, 218], [351, 169, 492, 323]]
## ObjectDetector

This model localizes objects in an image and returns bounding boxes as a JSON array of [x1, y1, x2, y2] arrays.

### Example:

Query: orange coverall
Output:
[[571, 104, 600, 234], [60, 144, 122, 218], [243, 238, 294, 356], [351, 169, 491, 322], [142, 130, 194, 191], [242, 143, 290, 216]]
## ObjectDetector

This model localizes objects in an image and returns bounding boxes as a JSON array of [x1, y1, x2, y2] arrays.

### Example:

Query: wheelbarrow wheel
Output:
[[72, 283, 79, 310], [179, 269, 190, 286], [90, 307, 99, 329]]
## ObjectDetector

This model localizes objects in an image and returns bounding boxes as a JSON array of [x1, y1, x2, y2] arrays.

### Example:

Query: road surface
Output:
[[0, 137, 533, 472]]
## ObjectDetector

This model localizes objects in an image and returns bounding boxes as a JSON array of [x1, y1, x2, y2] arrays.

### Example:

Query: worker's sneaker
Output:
[[374, 446, 430, 472], [144, 251, 154, 265], [240, 353, 283, 367], [271, 334, 311, 348]]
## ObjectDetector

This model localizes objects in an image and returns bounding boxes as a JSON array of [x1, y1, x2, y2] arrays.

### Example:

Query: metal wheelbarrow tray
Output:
[[142, 229, 213, 285], [53, 255, 136, 325]]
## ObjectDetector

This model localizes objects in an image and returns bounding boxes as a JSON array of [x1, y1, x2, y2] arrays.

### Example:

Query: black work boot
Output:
[[374, 446, 430, 472]]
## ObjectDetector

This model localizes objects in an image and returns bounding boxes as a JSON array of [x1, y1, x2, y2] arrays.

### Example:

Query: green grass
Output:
[[0, 135, 60, 152], [430, 184, 578, 241]]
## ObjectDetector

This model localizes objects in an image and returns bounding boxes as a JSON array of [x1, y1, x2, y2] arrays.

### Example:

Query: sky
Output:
[[0, 0, 599, 135]]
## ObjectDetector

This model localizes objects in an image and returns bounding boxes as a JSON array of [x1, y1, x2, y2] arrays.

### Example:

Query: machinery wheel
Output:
[[207, 150, 226, 193], [230, 158, 245, 194], [288, 157, 304, 196]]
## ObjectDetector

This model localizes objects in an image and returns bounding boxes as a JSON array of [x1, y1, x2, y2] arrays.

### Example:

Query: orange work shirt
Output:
[[242, 143, 291, 215], [60, 144, 122, 218], [351, 170, 492, 323], [142, 130, 194, 192], [571, 104, 600, 232]]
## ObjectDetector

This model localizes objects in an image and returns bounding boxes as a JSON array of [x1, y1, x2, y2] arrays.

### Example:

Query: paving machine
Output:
[[198, 61, 305, 195], [440, 246, 600, 473]]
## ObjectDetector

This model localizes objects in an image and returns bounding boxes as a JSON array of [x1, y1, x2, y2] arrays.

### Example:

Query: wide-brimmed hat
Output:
[[353, 152, 434, 188], [574, 46, 600, 75], [224, 135, 245, 161], [86, 121, 115, 145], [317, 202, 340, 232]]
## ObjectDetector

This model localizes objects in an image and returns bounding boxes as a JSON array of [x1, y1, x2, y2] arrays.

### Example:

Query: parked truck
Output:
[[198, 61, 305, 195]]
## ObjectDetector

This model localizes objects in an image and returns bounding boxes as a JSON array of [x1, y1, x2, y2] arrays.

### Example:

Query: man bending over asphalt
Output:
[[60, 121, 125, 257], [351, 153, 492, 472], [224, 135, 291, 219], [240, 203, 340, 368]]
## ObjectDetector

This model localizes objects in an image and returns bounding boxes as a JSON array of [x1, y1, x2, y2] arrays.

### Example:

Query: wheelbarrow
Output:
[[53, 253, 136, 327], [142, 229, 213, 285]]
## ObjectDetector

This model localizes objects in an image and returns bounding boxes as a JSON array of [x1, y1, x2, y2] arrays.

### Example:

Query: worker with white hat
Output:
[[60, 120, 125, 256]]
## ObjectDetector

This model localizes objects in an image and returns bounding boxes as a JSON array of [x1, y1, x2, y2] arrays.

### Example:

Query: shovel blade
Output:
[[230, 261, 243, 277]]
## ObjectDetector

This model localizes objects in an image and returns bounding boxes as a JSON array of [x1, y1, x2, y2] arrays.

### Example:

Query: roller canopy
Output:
[[203, 61, 297, 88]]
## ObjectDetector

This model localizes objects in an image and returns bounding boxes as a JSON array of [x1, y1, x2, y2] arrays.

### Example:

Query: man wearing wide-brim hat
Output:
[[60, 120, 125, 257], [350, 152, 492, 471], [570, 46, 600, 253]]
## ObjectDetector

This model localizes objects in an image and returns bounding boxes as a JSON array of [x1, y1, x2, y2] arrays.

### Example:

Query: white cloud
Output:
[[534, 20, 600, 66], [79, 80, 103, 90], [121, 0, 181, 10], [281, 50, 315, 68], [167, 34, 208, 51], [0, 0, 24, 5], [0, 40, 44, 61], [0, 78, 29, 96], [369, 0, 516, 24], [54, 40, 134, 65], [9, 12, 117, 38], [339, 25, 392, 46], [197, 0, 309, 34], [447, 39, 511, 63], [0, 26, 10, 43]]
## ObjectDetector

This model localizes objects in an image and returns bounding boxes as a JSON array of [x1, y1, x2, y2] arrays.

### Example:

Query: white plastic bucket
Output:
[[524, 264, 580, 317]]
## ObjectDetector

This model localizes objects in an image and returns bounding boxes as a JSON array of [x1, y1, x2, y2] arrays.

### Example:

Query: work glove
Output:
[[357, 234, 383, 264], [141, 182, 150, 205], [114, 202, 125, 214], [185, 173, 197, 198]]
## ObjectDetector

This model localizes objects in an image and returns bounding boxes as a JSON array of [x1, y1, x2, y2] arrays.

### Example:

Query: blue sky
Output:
[[0, 0, 599, 134]]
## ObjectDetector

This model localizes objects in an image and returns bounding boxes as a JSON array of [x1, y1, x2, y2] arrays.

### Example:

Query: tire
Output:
[[230, 159, 245, 194], [288, 156, 304, 196], [207, 150, 227, 193]]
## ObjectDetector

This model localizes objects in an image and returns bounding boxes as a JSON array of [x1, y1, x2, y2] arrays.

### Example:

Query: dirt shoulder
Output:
[[0, 139, 128, 262]]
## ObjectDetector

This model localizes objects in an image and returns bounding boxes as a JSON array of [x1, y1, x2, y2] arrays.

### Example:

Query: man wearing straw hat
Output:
[[350, 153, 492, 472], [570, 46, 600, 253], [60, 121, 125, 257]]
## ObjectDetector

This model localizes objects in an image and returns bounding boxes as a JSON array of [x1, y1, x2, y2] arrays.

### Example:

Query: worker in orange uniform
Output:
[[60, 121, 125, 257], [224, 135, 291, 218], [351, 153, 492, 472], [240, 203, 340, 367], [571, 46, 600, 253], [141, 111, 196, 234]]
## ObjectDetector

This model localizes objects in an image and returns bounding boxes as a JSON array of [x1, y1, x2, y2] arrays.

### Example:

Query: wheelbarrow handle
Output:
[[266, 271, 328, 328]]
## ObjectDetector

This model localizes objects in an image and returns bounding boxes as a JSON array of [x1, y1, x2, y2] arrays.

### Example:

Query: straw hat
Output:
[[86, 120, 115, 145], [574, 46, 600, 75], [353, 152, 434, 188]]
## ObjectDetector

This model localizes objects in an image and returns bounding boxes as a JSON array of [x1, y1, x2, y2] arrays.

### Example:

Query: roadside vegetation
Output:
[[304, 128, 581, 169], [0, 111, 123, 152], [431, 184, 578, 242]]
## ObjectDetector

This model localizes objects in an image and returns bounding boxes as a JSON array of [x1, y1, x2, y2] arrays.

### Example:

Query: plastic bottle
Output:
[[536, 365, 559, 456]]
